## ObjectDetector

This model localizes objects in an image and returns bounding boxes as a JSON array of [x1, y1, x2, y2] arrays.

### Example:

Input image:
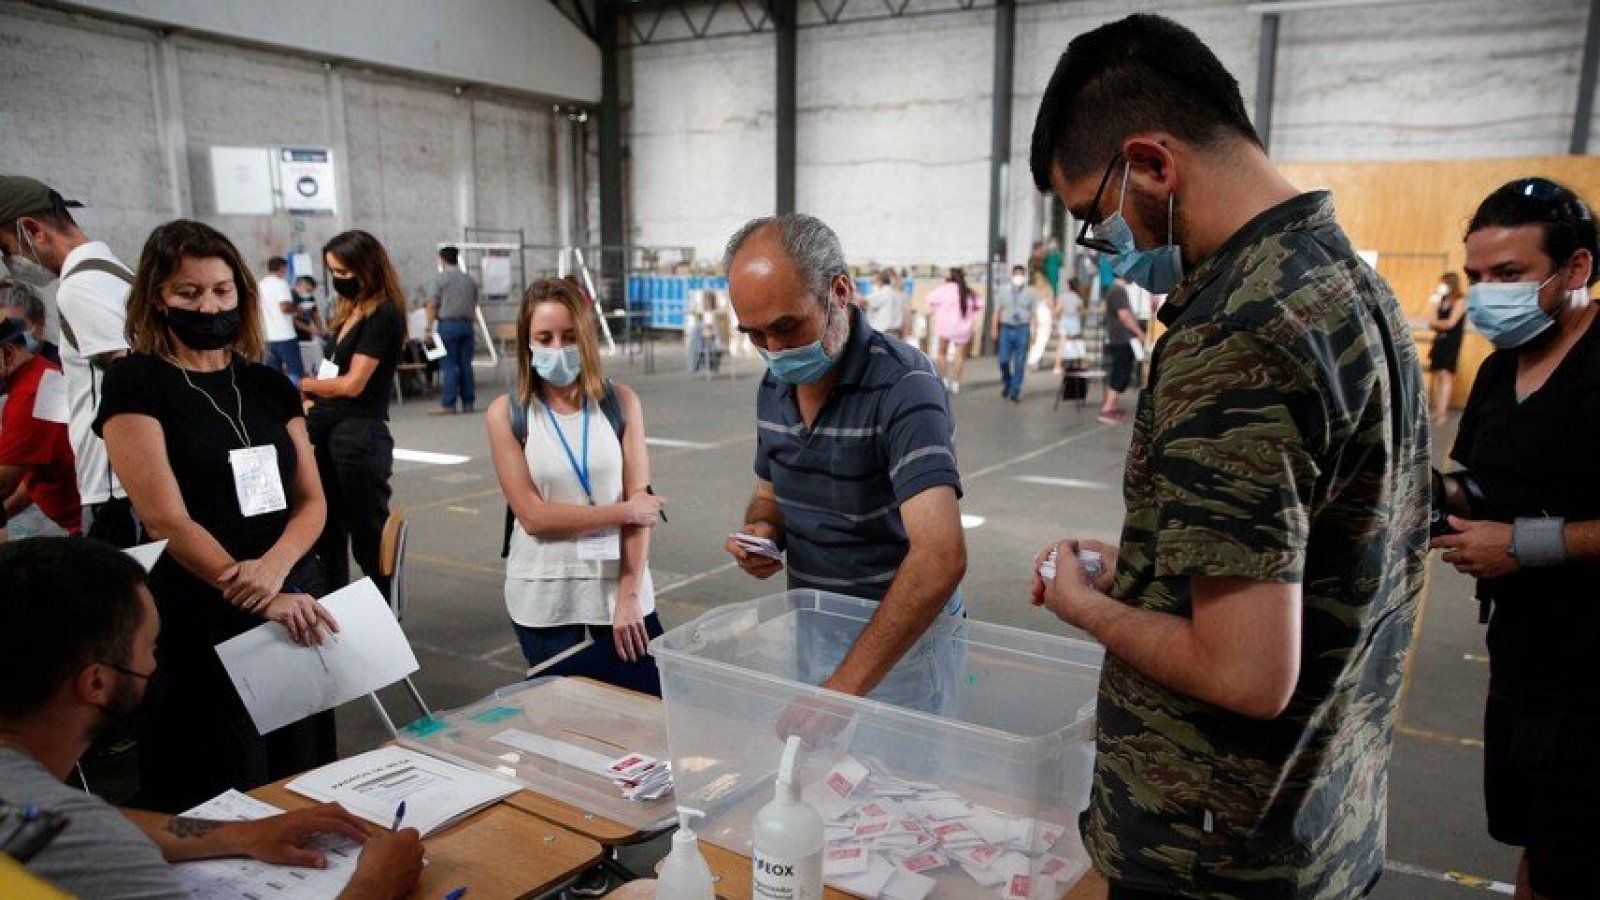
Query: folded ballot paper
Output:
[[804, 754, 1085, 900], [287, 746, 517, 838], [215, 579, 418, 734]]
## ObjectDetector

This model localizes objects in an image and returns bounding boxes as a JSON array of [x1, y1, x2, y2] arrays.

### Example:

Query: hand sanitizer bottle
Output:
[[751, 735, 824, 900], [657, 807, 715, 900]]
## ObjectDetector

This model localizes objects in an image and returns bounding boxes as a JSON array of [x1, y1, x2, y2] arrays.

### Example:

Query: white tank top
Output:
[[504, 396, 655, 627]]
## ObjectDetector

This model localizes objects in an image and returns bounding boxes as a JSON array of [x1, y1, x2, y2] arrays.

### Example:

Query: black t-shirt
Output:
[[311, 300, 405, 422], [1452, 315, 1600, 707], [94, 354, 305, 648]]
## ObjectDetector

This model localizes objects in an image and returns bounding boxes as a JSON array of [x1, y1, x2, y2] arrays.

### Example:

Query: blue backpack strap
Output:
[[508, 390, 530, 445], [599, 378, 626, 438]]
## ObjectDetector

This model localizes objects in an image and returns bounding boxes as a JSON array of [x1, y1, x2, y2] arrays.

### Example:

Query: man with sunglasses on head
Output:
[[1025, 15, 1429, 900], [1431, 177, 1600, 900]]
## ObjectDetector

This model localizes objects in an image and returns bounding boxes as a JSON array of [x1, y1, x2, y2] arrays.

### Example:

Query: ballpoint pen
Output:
[[646, 484, 666, 522], [444, 888, 469, 900], [391, 801, 407, 831]]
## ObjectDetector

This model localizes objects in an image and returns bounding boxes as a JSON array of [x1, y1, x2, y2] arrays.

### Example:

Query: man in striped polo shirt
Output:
[[722, 214, 968, 724]]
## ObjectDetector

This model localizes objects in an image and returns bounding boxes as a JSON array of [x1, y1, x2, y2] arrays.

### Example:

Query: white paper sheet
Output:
[[170, 790, 361, 900], [31, 368, 69, 423], [423, 333, 447, 361], [123, 540, 168, 572], [406, 309, 430, 341], [215, 579, 419, 734], [286, 746, 517, 837], [316, 359, 340, 380]]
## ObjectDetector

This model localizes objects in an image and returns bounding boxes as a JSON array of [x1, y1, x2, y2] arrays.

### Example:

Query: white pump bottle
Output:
[[657, 807, 716, 900], [751, 735, 824, 900]]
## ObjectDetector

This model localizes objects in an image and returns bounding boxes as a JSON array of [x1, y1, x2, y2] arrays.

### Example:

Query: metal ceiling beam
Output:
[[1255, 12, 1279, 153], [1573, 0, 1600, 154], [774, 0, 797, 214]]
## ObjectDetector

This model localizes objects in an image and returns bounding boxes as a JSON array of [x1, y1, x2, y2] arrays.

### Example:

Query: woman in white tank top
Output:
[[486, 278, 668, 691]]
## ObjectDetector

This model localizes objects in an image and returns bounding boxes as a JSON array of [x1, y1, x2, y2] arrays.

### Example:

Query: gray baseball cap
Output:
[[0, 176, 83, 225]]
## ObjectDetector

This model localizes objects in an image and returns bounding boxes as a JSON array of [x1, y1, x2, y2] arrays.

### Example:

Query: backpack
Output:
[[500, 379, 626, 558]]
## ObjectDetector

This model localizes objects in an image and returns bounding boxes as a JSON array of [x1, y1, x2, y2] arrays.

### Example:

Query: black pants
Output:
[[310, 416, 394, 598]]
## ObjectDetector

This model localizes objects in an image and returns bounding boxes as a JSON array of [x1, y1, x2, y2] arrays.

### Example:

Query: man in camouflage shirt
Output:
[[1025, 16, 1430, 900]]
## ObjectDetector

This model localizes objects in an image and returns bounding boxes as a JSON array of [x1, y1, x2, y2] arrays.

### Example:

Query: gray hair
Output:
[[723, 213, 848, 303], [2, 281, 44, 324]]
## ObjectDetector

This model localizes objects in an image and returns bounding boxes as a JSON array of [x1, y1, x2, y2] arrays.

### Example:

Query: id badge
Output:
[[577, 528, 621, 561], [229, 445, 289, 517]]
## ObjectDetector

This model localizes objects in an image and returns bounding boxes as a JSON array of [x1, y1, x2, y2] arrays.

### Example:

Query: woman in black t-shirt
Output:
[[299, 231, 406, 598], [1432, 177, 1600, 900], [96, 220, 338, 812], [1427, 271, 1468, 424]]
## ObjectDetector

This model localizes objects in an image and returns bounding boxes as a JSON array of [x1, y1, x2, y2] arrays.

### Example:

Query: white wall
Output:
[[1, 4, 562, 296], [626, 0, 1600, 268]]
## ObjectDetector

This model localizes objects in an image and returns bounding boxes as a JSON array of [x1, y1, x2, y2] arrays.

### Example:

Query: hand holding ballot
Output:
[[726, 521, 785, 578], [1030, 538, 1118, 629]]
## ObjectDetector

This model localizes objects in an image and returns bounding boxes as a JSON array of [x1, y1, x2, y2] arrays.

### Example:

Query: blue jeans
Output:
[[437, 318, 476, 410], [265, 338, 305, 388], [997, 324, 1030, 399]]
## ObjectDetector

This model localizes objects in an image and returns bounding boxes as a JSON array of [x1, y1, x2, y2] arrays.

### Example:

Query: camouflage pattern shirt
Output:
[[1083, 192, 1431, 899]]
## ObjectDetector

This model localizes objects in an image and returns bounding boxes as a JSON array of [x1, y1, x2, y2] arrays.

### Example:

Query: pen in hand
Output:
[[646, 484, 666, 523], [391, 800, 406, 832]]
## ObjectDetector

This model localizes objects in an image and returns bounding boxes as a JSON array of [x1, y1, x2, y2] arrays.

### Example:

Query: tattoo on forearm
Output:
[[165, 817, 226, 839]]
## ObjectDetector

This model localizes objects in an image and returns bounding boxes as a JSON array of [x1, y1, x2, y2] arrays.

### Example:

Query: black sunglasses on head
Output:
[[1074, 151, 1126, 255]]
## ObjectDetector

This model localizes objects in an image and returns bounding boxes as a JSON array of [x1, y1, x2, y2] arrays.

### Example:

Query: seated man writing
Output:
[[0, 536, 422, 900]]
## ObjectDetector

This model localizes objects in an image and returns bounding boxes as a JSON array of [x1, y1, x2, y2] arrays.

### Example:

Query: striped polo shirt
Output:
[[755, 306, 962, 602]]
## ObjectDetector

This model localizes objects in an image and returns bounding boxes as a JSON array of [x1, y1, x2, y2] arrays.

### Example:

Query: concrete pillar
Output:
[[322, 64, 354, 234], [148, 34, 193, 217], [453, 92, 476, 239]]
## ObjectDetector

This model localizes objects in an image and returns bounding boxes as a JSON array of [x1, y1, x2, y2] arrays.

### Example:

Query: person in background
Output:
[[1427, 271, 1467, 424], [0, 318, 80, 538], [1052, 277, 1086, 374], [299, 231, 407, 600], [1044, 235, 1064, 296], [1098, 275, 1145, 424], [0, 537, 423, 900], [0, 176, 135, 546], [865, 269, 910, 341], [424, 245, 481, 416], [722, 213, 966, 723], [487, 278, 667, 690], [1431, 177, 1600, 900], [291, 275, 325, 341], [1028, 14, 1428, 898], [991, 264, 1036, 403], [257, 257, 302, 388], [98, 220, 338, 812], [925, 267, 983, 393], [4, 281, 59, 364]]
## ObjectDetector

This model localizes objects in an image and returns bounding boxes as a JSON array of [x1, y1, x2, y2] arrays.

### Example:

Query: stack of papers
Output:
[[802, 755, 1084, 900], [606, 753, 673, 802], [287, 746, 518, 838], [170, 791, 360, 899], [729, 532, 784, 561]]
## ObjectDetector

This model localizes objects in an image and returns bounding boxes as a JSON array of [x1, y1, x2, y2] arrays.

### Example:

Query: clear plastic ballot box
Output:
[[395, 677, 676, 832], [651, 590, 1106, 900]]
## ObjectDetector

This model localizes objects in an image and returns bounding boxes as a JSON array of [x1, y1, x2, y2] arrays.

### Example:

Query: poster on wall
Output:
[[279, 148, 338, 215], [482, 254, 512, 297], [211, 147, 275, 216]]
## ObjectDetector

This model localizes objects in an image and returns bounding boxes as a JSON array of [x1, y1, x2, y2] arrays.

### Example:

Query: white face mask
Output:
[[532, 344, 582, 387], [1011, 275, 1026, 288]]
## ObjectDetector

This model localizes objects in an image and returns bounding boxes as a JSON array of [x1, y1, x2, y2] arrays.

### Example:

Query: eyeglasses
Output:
[[1074, 151, 1126, 255]]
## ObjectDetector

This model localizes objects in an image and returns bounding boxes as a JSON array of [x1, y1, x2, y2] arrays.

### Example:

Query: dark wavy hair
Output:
[[950, 267, 975, 317], [1467, 177, 1600, 287], [323, 230, 408, 331], [125, 219, 264, 361]]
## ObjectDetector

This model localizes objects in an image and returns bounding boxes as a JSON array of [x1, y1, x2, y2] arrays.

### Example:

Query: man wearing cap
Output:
[[0, 176, 134, 546], [0, 317, 81, 538]]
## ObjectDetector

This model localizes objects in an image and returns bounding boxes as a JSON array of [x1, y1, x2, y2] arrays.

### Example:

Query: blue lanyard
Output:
[[544, 400, 594, 504]]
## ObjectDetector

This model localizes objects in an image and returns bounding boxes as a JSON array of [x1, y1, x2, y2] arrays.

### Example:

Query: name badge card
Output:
[[577, 528, 621, 561], [229, 446, 289, 517]]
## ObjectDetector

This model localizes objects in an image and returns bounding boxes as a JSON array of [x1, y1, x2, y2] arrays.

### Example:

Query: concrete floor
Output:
[[336, 349, 1516, 899]]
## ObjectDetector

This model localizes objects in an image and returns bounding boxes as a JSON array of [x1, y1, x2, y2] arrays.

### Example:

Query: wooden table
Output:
[[252, 779, 603, 900], [503, 788, 649, 846]]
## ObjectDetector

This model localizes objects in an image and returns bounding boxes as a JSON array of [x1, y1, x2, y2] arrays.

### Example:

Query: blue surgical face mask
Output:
[[759, 301, 839, 385], [1467, 272, 1560, 349], [1091, 162, 1184, 295], [532, 344, 582, 387]]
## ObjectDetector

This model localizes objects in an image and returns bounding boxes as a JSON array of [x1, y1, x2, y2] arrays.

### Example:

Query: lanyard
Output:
[[544, 400, 594, 504], [176, 360, 252, 448]]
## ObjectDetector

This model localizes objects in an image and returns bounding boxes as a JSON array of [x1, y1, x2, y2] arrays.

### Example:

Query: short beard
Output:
[[821, 298, 851, 357]]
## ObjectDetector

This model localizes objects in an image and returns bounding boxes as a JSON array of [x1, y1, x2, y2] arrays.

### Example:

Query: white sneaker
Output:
[[950, 381, 961, 394]]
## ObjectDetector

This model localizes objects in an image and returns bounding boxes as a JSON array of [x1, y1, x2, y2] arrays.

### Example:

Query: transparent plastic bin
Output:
[[395, 677, 676, 832], [651, 590, 1105, 900]]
